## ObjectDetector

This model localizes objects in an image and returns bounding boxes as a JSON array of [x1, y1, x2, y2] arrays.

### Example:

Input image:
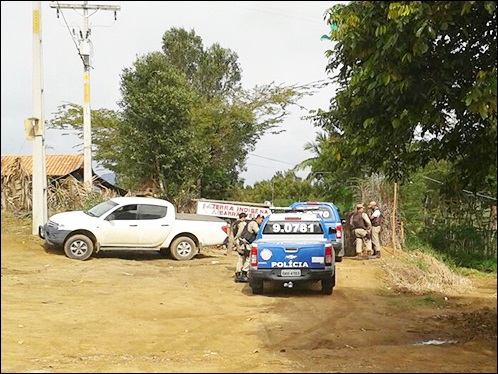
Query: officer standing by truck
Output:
[[233, 213, 248, 280], [368, 201, 382, 258], [350, 204, 373, 258], [235, 214, 263, 283]]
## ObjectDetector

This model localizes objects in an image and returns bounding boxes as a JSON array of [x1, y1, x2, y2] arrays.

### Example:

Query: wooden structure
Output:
[[1, 154, 127, 213]]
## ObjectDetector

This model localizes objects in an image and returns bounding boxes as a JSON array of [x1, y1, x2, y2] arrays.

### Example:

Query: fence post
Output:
[[392, 181, 398, 254]]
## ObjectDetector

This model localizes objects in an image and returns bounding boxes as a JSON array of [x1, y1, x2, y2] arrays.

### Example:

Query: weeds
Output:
[[380, 250, 474, 295]]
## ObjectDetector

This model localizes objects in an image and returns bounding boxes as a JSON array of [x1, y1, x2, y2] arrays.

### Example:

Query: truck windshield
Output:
[[86, 200, 119, 218], [262, 221, 323, 235], [291, 204, 334, 220]]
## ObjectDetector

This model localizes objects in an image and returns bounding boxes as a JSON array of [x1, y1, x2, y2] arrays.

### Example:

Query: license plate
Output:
[[281, 269, 301, 277]]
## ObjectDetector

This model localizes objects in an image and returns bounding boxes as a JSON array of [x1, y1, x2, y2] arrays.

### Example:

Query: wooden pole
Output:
[[392, 181, 398, 254], [31, 1, 48, 234]]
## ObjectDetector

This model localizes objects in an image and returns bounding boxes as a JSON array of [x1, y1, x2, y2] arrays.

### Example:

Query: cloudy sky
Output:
[[1, 1, 343, 186]]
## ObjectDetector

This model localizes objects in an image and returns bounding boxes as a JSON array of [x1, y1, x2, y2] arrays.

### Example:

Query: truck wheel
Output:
[[170, 237, 197, 261], [336, 256, 343, 262], [321, 270, 335, 295], [64, 234, 94, 261], [250, 279, 264, 294], [321, 278, 334, 295]]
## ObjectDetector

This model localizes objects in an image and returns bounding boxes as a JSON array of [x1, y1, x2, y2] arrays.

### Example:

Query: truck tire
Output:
[[170, 236, 197, 261], [336, 256, 343, 262], [321, 272, 335, 295], [321, 279, 334, 295], [64, 234, 94, 261], [249, 279, 264, 294]]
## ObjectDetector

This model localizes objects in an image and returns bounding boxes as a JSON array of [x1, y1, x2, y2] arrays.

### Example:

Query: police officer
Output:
[[235, 214, 264, 282], [349, 204, 373, 258], [233, 213, 248, 281], [368, 201, 382, 258]]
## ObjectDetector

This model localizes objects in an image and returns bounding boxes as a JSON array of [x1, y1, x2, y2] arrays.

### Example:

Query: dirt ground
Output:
[[1, 213, 496, 373]]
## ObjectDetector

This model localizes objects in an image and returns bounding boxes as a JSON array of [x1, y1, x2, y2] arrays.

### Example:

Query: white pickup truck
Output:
[[39, 196, 228, 261]]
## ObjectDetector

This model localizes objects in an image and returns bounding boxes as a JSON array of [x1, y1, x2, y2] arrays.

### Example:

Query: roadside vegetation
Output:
[[2, 2, 495, 276]]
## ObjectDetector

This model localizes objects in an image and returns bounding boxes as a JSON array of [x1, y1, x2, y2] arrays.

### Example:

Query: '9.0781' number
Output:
[[271, 222, 315, 233]]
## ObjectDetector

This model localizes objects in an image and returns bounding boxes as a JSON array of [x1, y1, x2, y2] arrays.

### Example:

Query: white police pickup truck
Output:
[[247, 211, 336, 295], [39, 196, 228, 261]]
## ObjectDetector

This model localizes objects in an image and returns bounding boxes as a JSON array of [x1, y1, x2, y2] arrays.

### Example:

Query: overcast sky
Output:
[[1, 1, 343, 186]]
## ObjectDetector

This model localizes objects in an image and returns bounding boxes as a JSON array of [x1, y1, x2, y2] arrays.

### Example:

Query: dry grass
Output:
[[1, 158, 120, 217], [47, 176, 119, 215], [1, 157, 32, 213], [380, 250, 473, 295]]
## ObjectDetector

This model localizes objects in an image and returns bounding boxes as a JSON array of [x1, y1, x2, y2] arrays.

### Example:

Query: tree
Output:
[[313, 1, 496, 194], [48, 102, 122, 165], [161, 27, 242, 99], [294, 132, 356, 211], [241, 171, 316, 207], [116, 52, 203, 197], [48, 27, 312, 204]]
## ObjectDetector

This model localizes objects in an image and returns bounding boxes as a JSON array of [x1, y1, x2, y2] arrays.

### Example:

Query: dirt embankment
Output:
[[1, 213, 496, 373]]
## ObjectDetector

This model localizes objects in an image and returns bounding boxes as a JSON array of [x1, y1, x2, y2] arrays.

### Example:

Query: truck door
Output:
[[100, 204, 142, 246], [137, 204, 173, 246]]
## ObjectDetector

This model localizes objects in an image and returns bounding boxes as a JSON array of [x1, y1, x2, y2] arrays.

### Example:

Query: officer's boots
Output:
[[234, 272, 242, 282], [241, 271, 249, 282]]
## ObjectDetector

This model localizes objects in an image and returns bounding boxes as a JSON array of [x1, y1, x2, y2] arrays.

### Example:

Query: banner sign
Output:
[[196, 201, 271, 219]]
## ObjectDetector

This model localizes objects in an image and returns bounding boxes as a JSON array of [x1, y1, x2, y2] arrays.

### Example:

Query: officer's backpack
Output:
[[240, 220, 257, 243]]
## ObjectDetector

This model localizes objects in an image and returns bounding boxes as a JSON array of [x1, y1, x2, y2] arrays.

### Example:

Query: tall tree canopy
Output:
[[49, 27, 310, 203], [313, 1, 496, 194]]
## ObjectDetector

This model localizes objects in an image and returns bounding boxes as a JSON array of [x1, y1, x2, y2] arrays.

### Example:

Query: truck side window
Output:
[[138, 205, 167, 220], [112, 204, 138, 220]]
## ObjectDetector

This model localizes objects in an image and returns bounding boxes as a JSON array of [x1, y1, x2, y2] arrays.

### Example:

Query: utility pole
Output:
[[29, 1, 48, 235], [50, 1, 120, 191]]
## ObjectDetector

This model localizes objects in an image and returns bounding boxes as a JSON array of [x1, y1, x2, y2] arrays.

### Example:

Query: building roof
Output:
[[1, 154, 83, 177], [1, 154, 128, 196]]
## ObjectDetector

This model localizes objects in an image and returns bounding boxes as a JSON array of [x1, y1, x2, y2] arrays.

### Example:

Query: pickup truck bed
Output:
[[248, 212, 336, 295]]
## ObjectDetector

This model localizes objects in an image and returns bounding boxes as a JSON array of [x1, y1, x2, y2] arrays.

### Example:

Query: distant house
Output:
[[1, 154, 127, 196]]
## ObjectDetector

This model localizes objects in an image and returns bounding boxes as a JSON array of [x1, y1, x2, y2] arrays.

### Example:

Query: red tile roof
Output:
[[1, 154, 84, 177]]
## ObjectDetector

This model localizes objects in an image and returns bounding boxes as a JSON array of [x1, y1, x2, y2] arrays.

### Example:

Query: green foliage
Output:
[[400, 161, 497, 273], [421, 224, 497, 270], [49, 103, 122, 157], [314, 1, 497, 192], [162, 27, 242, 99], [233, 171, 316, 207], [116, 52, 204, 198], [48, 27, 313, 203], [295, 132, 357, 212], [49, 28, 313, 202], [404, 236, 497, 273]]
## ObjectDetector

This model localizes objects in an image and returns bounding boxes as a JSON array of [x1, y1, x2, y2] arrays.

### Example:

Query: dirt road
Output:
[[1, 213, 496, 373]]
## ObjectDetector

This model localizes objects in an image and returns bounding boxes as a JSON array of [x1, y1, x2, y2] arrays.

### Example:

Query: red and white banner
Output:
[[196, 201, 271, 219]]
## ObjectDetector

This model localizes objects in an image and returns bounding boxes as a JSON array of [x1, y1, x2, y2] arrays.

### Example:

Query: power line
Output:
[[50, 1, 121, 191], [247, 162, 290, 170], [53, 2, 86, 66], [422, 176, 497, 201], [249, 153, 297, 166]]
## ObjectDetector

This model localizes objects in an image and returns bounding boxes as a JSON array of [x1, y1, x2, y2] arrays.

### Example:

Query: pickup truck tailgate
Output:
[[255, 240, 327, 269]]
